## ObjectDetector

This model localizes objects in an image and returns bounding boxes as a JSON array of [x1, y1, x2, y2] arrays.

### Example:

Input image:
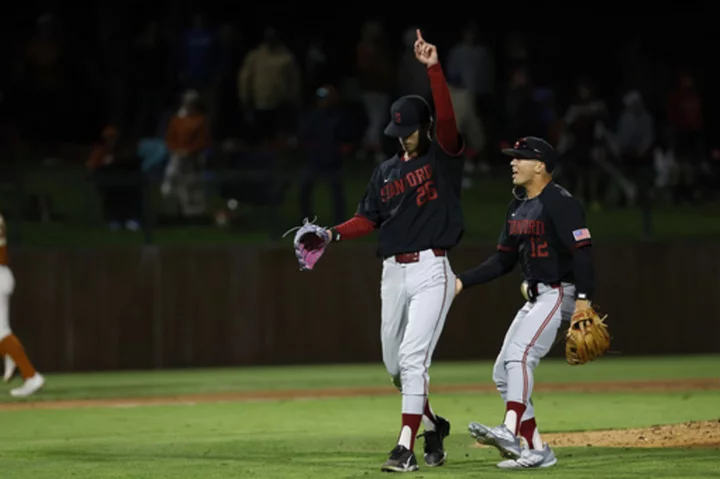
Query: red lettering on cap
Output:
[[395, 112, 402, 123]]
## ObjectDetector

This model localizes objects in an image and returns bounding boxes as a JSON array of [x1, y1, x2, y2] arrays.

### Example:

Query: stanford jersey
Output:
[[357, 141, 465, 258], [458, 182, 595, 300]]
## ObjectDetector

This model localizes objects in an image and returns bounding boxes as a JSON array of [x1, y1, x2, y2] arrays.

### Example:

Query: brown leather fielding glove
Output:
[[565, 307, 611, 365]]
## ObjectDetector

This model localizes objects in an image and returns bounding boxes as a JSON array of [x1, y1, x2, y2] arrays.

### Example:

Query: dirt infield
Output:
[[471, 420, 720, 450], [544, 420, 720, 448], [0, 377, 717, 412], [2, 377, 718, 448]]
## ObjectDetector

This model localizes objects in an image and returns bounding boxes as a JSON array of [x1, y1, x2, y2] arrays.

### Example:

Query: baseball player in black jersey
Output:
[[455, 137, 596, 469], [324, 30, 465, 473]]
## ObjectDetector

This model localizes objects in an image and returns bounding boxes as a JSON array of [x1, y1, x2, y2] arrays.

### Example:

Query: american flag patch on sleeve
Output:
[[573, 228, 591, 241]]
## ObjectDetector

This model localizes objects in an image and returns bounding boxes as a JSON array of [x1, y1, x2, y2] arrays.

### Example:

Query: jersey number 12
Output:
[[416, 181, 438, 206], [530, 237, 548, 257]]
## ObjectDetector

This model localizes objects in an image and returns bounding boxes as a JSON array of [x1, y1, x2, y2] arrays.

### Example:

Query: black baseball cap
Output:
[[384, 95, 432, 138], [502, 136, 557, 172]]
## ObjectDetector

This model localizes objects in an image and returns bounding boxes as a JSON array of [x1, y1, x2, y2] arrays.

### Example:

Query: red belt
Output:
[[393, 249, 446, 264]]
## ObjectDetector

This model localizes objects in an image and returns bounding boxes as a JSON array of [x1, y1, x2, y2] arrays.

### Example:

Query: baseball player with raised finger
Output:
[[288, 30, 465, 473], [454, 137, 610, 469]]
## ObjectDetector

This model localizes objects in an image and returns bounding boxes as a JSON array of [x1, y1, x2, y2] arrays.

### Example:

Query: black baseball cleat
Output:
[[381, 445, 419, 473], [417, 415, 451, 467]]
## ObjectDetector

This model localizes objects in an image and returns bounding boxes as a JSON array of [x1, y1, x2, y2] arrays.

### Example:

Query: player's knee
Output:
[[492, 370, 507, 392], [492, 358, 506, 381], [505, 351, 523, 364], [398, 352, 424, 373], [505, 341, 532, 363], [399, 367, 424, 392], [398, 358, 424, 382], [505, 355, 540, 372]]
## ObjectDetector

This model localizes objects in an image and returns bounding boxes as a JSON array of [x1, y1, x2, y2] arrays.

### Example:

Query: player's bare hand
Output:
[[455, 277, 463, 296], [414, 29, 438, 67]]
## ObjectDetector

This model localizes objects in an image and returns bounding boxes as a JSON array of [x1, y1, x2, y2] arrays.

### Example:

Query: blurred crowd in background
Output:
[[0, 10, 717, 231]]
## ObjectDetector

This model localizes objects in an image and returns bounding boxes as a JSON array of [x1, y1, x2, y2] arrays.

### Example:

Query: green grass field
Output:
[[1, 355, 719, 478]]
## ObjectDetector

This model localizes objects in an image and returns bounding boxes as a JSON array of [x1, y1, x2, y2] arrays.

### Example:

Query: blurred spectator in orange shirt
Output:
[[162, 90, 210, 218]]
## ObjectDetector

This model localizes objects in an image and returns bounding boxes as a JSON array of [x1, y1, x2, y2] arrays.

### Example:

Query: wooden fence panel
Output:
[[8, 240, 720, 372]]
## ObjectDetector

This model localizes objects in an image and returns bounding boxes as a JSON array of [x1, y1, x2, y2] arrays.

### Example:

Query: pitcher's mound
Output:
[[545, 420, 720, 448], [472, 420, 720, 449]]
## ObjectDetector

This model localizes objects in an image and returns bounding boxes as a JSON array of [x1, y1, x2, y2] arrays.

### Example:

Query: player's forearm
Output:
[[427, 64, 460, 154], [330, 214, 375, 242], [457, 252, 516, 289], [572, 247, 595, 301]]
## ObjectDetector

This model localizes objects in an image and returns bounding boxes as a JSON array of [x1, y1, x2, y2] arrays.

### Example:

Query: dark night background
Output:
[[0, 1, 716, 239], [2, 3, 717, 144]]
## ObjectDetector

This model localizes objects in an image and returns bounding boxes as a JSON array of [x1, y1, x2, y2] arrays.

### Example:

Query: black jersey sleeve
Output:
[[457, 202, 518, 289], [356, 167, 382, 227], [497, 201, 519, 252], [456, 250, 518, 289], [545, 191, 596, 300]]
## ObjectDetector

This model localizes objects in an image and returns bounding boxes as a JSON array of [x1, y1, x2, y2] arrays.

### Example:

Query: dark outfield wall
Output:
[[9, 241, 719, 371]]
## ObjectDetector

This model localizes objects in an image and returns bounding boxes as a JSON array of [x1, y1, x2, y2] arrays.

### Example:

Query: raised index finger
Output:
[[416, 29, 424, 42]]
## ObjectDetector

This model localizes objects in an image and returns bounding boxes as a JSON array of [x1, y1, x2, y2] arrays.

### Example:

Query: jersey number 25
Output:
[[416, 181, 438, 206]]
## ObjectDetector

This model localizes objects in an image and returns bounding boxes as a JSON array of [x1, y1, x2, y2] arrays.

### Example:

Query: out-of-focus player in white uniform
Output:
[[0, 213, 45, 397]]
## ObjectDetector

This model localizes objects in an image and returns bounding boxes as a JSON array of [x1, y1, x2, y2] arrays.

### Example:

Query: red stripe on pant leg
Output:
[[521, 288, 563, 404]]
